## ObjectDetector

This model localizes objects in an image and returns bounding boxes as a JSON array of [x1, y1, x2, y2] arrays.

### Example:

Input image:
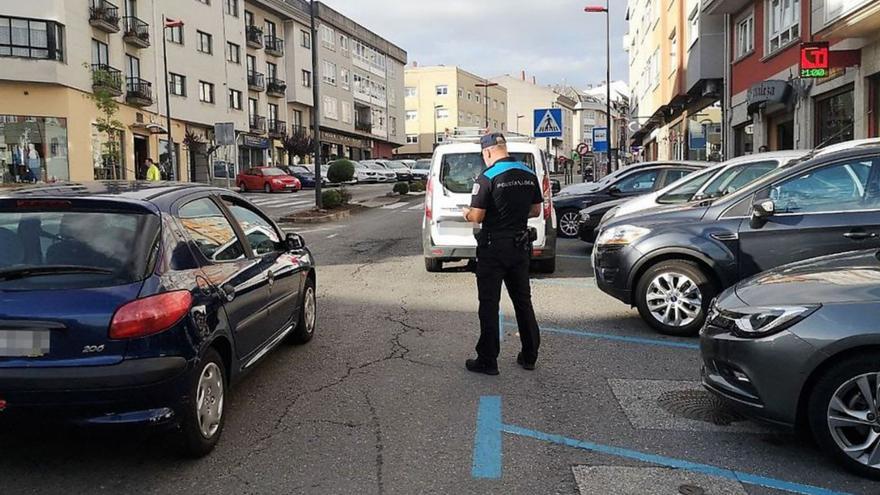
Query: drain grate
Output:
[[656, 389, 747, 426]]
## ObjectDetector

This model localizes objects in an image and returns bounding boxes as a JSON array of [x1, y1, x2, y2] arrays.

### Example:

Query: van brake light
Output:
[[542, 175, 553, 219]]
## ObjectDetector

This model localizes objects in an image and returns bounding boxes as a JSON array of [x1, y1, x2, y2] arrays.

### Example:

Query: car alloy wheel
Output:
[[196, 362, 224, 439], [558, 210, 580, 238], [303, 285, 316, 336], [645, 272, 702, 328], [827, 372, 880, 468]]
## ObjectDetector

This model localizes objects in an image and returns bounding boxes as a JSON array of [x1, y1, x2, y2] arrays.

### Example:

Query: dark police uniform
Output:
[[469, 153, 543, 371]]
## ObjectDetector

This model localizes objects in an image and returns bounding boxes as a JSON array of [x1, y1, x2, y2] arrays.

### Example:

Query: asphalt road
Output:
[[0, 195, 875, 495], [240, 182, 398, 219]]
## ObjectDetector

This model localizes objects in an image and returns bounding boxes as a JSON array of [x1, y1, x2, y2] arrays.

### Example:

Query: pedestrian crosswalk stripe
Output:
[[382, 202, 408, 210], [408, 203, 424, 210]]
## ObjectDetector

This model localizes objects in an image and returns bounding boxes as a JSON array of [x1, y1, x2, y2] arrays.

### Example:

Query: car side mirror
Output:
[[282, 233, 306, 251], [750, 200, 775, 228], [551, 179, 561, 195]]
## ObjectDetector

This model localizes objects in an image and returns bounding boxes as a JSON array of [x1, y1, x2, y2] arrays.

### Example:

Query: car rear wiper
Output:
[[0, 265, 115, 281]]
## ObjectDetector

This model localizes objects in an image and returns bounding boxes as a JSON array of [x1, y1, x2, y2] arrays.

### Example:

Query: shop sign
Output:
[[800, 42, 830, 78], [320, 129, 369, 149], [242, 135, 269, 149], [747, 81, 789, 112]]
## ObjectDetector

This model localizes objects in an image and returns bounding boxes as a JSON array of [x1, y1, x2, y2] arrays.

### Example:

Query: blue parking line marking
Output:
[[500, 423, 850, 495], [504, 321, 699, 350], [472, 396, 503, 479]]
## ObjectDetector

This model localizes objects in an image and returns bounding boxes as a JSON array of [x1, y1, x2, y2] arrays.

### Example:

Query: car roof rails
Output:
[[444, 127, 534, 144]]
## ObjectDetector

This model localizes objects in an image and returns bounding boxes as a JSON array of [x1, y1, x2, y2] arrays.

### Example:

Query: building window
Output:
[[199, 81, 215, 103], [323, 95, 338, 119], [224, 0, 238, 17], [435, 85, 448, 96], [301, 30, 311, 48], [436, 108, 449, 119], [166, 24, 184, 44], [170, 73, 186, 96], [339, 34, 349, 52], [0, 16, 64, 61], [292, 110, 303, 128], [322, 60, 337, 85], [766, 0, 800, 54], [458, 88, 463, 98], [405, 110, 417, 121], [226, 42, 240, 63], [341, 101, 352, 124], [302, 69, 312, 87], [405, 86, 416, 97], [267, 61, 278, 81], [91, 39, 108, 65], [467, 91, 472, 101], [735, 12, 755, 58], [229, 89, 242, 110], [815, 86, 855, 146], [197, 31, 212, 54], [268, 103, 279, 123], [687, 4, 699, 47], [320, 25, 335, 49], [390, 116, 397, 135], [406, 134, 418, 144], [341, 68, 350, 90], [264, 20, 276, 39], [668, 28, 677, 74]]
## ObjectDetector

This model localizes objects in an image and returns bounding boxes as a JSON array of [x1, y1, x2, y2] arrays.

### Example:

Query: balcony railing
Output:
[[268, 120, 286, 137], [355, 120, 372, 133], [249, 115, 266, 133], [247, 71, 265, 92], [266, 77, 287, 97], [122, 16, 150, 48], [91, 64, 124, 96], [89, 1, 121, 33], [126, 77, 153, 107], [264, 35, 284, 56], [246, 25, 264, 48]]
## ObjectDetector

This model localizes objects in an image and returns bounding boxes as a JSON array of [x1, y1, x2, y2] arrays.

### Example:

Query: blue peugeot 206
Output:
[[0, 182, 317, 456]]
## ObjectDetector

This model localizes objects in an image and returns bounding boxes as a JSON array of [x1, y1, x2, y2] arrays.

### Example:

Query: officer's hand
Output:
[[461, 207, 471, 221]]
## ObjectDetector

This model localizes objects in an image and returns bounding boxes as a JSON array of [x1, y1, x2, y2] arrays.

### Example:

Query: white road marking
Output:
[[408, 203, 424, 210], [326, 233, 339, 239], [381, 202, 407, 210]]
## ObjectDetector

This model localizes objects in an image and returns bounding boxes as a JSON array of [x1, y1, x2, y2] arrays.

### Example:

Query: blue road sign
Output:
[[534, 108, 563, 138], [593, 127, 608, 153]]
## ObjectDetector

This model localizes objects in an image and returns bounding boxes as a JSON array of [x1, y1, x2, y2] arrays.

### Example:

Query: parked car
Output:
[[0, 182, 317, 456], [553, 161, 706, 238], [278, 165, 317, 188], [361, 161, 397, 182], [702, 249, 880, 479], [385, 160, 414, 182], [579, 152, 807, 243], [354, 162, 381, 183], [411, 159, 431, 181], [593, 145, 880, 336], [237, 167, 301, 193], [423, 134, 557, 273]]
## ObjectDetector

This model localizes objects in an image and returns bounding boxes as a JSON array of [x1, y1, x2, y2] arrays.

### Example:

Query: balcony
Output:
[[249, 115, 266, 134], [268, 120, 286, 138], [246, 25, 264, 49], [122, 16, 150, 48], [89, 1, 121, 33], [91, 64, 124, 96], [266, 77, 287, 97], [126, 77, 153, 107], [265, 35, 284, 57], [355, 120, 372, 133], [247, 72, 265, 92]]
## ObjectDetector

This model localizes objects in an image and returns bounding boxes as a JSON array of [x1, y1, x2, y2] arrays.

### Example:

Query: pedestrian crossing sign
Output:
[[533, 108, 563, 138]]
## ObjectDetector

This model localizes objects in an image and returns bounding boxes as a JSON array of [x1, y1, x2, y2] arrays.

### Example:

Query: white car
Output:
[[354, 162, 381, 183], [422, 133, 557, 273], [411, 159, 431, 181], [361, 160, 397, 182]]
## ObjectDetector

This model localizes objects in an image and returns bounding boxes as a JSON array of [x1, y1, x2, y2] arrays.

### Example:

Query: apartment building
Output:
[[706, 0, 880, 157], [491, 73, 576, 171], [626, 0, 724, 161], [398, 65, 508, 157]]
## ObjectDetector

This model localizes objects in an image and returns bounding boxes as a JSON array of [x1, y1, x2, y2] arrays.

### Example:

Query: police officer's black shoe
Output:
[[466, 359, 499, 376], [517, 353, 536, 371]]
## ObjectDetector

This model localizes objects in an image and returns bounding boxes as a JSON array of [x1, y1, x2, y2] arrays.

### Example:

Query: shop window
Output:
[[734, 123, 754, 157], [91, 125, 125, 180], [815, 86, 854, 146], [1, 115, 69, 184]]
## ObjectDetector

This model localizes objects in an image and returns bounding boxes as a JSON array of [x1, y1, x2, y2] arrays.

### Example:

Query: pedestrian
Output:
[[461, 133, 542, 375], [758, 145, 769, 153], [145, 158, 162, 182]]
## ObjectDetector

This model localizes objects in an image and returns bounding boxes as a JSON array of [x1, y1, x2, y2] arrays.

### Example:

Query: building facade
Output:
[[626, 0, 724, 162], [491, 73, 576, 171], [706, 0, 880, 157], [399, 65, 508, 157]]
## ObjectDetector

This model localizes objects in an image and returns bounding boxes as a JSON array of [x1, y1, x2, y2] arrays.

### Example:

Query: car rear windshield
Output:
[[0, 209, 159, 289], [439, 152, 536, 194], [414, 160, 431, 170], [388, 162, 407, 169]]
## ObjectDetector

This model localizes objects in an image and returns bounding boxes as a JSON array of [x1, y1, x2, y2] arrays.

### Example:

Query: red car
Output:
[[236, 167, 302, 193]]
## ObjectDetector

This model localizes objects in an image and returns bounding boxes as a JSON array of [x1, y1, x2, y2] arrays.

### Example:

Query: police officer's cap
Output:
[[480, 133, 507, 150]]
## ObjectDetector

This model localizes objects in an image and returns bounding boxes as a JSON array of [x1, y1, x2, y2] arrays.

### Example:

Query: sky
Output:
[[323, 0, 630, 90]]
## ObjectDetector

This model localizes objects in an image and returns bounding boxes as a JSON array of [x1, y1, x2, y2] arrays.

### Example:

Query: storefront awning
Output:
[[130, 122, 167, 135]]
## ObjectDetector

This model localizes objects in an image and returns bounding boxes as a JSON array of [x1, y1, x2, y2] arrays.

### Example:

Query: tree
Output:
[[281, 127, 314, 165], [84, 64, 123, 180]]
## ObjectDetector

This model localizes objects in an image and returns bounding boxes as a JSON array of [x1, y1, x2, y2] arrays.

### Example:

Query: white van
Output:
[[422, 133, 557, 273]]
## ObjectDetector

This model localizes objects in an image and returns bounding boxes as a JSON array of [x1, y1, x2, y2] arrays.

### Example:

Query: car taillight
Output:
[[425, 178, 434, 220], [109, 291, 193, 340], [542, 175, 552, 219]]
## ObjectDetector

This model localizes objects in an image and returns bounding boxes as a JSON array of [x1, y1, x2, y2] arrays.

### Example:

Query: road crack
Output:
[[365, 391, 385, 495]]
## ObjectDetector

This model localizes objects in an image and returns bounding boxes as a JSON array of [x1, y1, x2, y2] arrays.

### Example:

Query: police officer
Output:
[[462, 133, 542, 375]]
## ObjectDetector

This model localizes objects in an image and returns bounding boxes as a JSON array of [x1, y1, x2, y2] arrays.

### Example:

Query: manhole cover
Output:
[[657, 390, 747, 426]]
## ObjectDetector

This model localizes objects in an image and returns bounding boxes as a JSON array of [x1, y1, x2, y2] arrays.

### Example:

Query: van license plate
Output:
[[0, 330, 51, 357]]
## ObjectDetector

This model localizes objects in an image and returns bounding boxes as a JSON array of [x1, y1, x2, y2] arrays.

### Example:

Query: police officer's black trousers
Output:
[[475, 239, 541, 368]]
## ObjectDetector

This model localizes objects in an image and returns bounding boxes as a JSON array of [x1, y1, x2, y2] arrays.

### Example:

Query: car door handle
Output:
[[843, 231, 878, 240]]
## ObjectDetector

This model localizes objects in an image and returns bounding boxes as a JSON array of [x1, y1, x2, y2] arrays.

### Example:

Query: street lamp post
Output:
[[475, 81, 499, 130], [432, 104, 442, 149], [163, 17, 184, 181], [585, 2, 613, 173], [310, 0, 323, 209]]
